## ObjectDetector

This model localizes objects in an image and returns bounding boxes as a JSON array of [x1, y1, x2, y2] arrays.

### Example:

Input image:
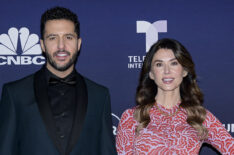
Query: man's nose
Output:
[[58, 38, 65, 50]]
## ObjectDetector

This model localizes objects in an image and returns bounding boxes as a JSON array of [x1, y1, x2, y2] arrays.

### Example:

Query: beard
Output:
[[45, 50, 78, 72]]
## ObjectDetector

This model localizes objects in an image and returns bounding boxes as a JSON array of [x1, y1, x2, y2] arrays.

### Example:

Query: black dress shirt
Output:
[[45, 67, 77, 153]]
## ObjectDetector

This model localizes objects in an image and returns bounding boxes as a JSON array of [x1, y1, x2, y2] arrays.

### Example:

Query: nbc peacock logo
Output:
[[0, 27, 45, 65]]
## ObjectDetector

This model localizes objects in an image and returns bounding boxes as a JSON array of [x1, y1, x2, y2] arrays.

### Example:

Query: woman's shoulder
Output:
[[119, 107, 138, 125], [120, 107, 136, 120], [117, 107, 138, 134], [205, 109, 218, 121], [203, 109, 223, 128]]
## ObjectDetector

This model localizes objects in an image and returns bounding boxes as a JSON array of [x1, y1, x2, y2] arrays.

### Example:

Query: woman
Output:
[[116, 38, 234, 155]]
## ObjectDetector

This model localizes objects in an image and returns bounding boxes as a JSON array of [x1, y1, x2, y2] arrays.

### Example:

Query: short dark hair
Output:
[[40, 6, 80, 39]]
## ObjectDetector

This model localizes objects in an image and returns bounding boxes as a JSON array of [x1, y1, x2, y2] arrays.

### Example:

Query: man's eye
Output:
[[48, 37, 56, 40], [66, 36, 73, 40]]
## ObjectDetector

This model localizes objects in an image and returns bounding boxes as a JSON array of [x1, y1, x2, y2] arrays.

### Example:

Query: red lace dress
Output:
[[116, 104, 234, 155]]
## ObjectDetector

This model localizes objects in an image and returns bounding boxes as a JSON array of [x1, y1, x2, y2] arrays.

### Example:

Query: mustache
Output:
[[53, 50, 70, 56]]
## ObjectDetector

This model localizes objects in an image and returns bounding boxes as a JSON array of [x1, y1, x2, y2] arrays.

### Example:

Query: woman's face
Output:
[[149, 48, 187, 92]]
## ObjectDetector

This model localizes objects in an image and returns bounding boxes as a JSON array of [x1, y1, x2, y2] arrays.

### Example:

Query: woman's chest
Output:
[[134, 115, 203, 155]]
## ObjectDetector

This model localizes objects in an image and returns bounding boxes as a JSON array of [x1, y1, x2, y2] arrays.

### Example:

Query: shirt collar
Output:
[[44, 66, 77, 85]]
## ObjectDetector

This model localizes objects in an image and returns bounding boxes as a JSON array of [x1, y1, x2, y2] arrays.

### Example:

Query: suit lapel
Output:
[[34, 68, 64, 154], [66, 73, 88, 154]]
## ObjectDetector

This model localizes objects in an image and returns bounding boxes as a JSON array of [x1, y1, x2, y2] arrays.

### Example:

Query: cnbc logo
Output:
[[0, 27, 45, 65]]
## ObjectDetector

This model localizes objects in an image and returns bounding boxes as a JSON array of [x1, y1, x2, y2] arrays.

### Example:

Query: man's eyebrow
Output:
[[45, 34, 57, 38], [65, 33, 77, 37]]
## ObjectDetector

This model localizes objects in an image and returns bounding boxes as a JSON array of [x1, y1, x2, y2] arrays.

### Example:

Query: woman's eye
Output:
[[171, 61, 178, 65], [156, 63, 162, 67]]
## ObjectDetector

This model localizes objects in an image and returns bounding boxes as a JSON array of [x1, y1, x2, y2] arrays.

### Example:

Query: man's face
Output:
[[40, 19, 81, 73]]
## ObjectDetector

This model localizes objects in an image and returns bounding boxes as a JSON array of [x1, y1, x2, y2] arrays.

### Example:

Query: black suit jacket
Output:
[[0, 68, 117, 155]]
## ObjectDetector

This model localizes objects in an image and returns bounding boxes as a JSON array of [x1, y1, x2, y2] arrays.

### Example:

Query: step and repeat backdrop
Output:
[[0, 0, 233, 154]]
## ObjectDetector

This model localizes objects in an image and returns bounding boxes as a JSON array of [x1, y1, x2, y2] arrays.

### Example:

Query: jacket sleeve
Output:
[[0, 84, 18, 155], [204, 110, 234, 155], [100, 89, 117, 155]]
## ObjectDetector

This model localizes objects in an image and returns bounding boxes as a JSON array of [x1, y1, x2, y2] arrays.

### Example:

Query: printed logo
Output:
[[112, 113, 120, 136], [223, 123, 234, 133], [127, 20, 167, 69], [0, 27, 45, 65], [137, 20, 167, 52]]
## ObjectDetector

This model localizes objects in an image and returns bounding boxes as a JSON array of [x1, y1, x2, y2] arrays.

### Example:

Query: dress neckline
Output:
[[153, 102, 181, 116]]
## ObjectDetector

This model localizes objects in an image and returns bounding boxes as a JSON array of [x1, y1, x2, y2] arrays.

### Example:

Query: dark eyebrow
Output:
[[152, 58, 177, 63], [169, 58, 177, 61], [45, 33, 77, 39], [65, 33, 77, 37], [153, 60, 163, 63], [45, 34, 57, 39]]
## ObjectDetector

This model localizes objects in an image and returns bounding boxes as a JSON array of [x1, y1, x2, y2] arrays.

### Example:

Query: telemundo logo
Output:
[[137, 20, 167, 53], [128, 20, 167, 69], [0, 27, 45, 65]]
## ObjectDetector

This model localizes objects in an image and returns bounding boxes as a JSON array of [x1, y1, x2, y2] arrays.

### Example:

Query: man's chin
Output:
[[54, 65, 72, 72], [49, 62, 73, 72], [47, 56, 76, 72]]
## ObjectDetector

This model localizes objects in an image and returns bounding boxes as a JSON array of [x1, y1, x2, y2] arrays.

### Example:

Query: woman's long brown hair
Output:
[[134, 38, 208, 139]]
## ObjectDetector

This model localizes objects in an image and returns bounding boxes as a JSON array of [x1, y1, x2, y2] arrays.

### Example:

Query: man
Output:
[[0, 7, 116, 155]]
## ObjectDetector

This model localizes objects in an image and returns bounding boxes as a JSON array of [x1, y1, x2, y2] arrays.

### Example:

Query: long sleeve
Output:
[[0, 84, 18, 155], [116, 108, 136, 155], [204, 110, 234, 155], [100, 89, 117, 155]]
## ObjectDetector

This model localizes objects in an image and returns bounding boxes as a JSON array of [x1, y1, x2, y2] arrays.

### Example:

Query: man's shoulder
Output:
[[82, 75, 109, 92], [3, 73, 35, 90]]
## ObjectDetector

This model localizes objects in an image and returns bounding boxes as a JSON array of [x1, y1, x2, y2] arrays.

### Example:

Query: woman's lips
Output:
[[162, 78, 174, 84]]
